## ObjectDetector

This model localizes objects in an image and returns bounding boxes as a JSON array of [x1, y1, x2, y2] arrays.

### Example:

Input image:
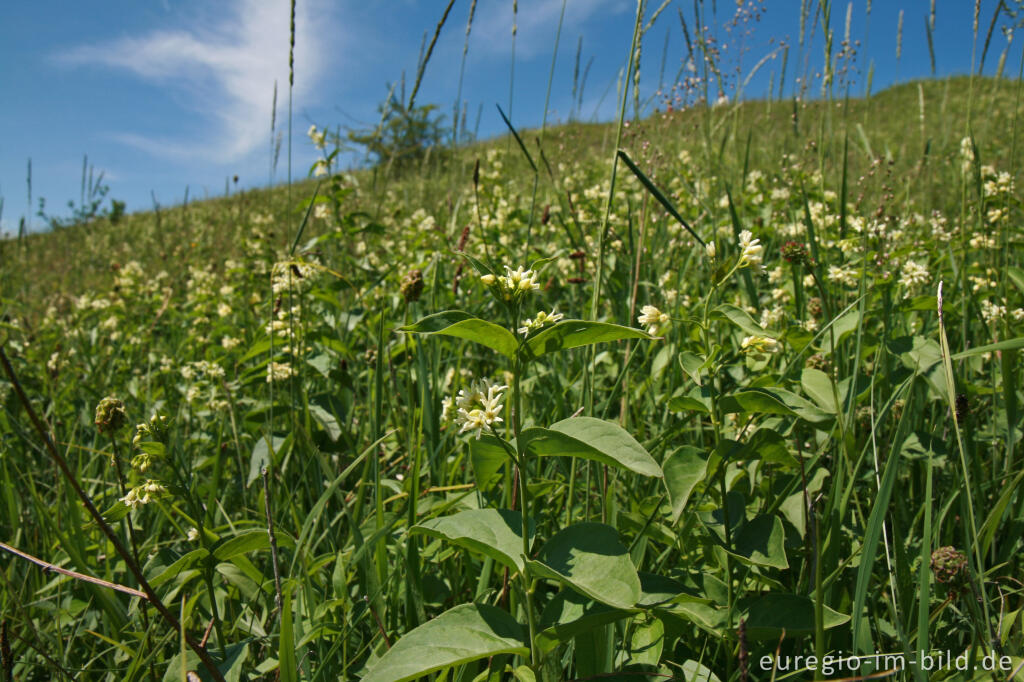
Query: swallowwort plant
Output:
[[362, 254, 661, 681]]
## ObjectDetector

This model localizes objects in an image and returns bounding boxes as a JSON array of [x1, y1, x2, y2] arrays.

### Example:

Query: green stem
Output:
[[512, 357, 540, 668]]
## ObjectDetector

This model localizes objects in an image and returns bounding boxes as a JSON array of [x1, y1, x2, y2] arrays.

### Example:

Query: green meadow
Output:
[[2, 2, 1024, 681]]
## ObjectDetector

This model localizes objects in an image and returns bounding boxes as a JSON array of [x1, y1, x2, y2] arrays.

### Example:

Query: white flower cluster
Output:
[[307, 124, 327, 150], [480, 265, 541, 302], [267, 361, 295, 383], [898, 259, 930, 297], [827, 264, 859, 288], [271, 259, 318, 295], [518, 309, 564, 335], [960, 136, 975, 174], [121, 480, 167, 510], [738, 230, 763, 271], [441, 378, 508, 439], [637, 305, 670, 335], [979, 299, 1024, 324], [741, 335, 781, 355]]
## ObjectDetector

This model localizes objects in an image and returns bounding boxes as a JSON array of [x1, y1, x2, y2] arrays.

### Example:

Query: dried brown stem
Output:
[[0, 541, 147, 599]]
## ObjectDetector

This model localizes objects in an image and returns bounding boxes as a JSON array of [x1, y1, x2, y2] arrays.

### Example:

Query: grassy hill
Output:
[[3, 76, 1020, 315], [0, 75, 1023, 680]]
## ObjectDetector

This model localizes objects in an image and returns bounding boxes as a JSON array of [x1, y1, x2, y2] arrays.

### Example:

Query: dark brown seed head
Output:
[[400, 269, 425, 303]]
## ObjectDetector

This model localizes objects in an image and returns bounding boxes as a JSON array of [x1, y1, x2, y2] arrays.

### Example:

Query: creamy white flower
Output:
[[121, 480, 167, 510], [518, 310, 564, 335], [827, 265, 858, 288], [898, 259, 930, 297], [637, 305, 669, 335], [452, 378, 508, 438], [741, 335, 781, 354], [267, 361, 295, 382], [738, 230, 763, 271], [981, 299, 1007, 324]]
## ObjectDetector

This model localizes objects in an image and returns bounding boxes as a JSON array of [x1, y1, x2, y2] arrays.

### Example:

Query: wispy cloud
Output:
[[56, 0, 333, 163]]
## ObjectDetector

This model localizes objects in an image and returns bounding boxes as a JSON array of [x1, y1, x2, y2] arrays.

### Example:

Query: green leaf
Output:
[[361, 603, 528, 682], [739, 593, 849, 640], [801, 368, 838, 413], [527, 523, 641, 610], [663, 446, 707, 523], [679, 351, 705, 386], [400, 310, 518, 358], [730, 515, 789, 569], [162, 641, 250, 682], [780, 469, 829, 536], [247, 435, 286, 487], [952, 336, 1024, 360], [617, 148, 705, 246], [213, 528, 294, 561], [719, 388, 833, 426], [668, 385, 713, 414], [469, 435, 509, 490], [743, 428, 798, 467], [411, 508, 533, 573], [136, 441, 166, 457], [712, 304, 768, 336], [520, 417, 662, 478], [627, 614, 665, 665], [523, 320, 654, 359], [818, 309, 861, 353], [537, 590, 637, 654], [148, 549, 210, 589], [1008, 266, 1024, 294]]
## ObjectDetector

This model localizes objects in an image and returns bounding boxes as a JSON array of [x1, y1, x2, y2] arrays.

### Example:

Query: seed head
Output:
[[930, 546, 968, 586], [95, 397, 128, 434], [400, 269, 425, 303], [780, 241, 809, 266]]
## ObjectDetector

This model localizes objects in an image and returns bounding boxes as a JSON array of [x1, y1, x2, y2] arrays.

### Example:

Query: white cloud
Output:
[[57, 0, 332, 163]]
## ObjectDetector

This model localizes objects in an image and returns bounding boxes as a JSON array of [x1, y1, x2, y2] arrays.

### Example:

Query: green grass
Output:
[[1, 73, 1023, 681]]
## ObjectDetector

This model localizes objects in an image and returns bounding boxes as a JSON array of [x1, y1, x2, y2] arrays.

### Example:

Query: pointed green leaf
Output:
[[537, 590, 637, 654], [730, 515, 789, 569], [801, 368, 838, 413], [719, 387, 833, 426], [411, 508, 533, 573], [819, 309, 861, 353], [952, 336, 1024, 360], [213, 529, 295, 561], [1008, 266, 1024, 295], [523, 320, 654, 359], [526, 523, 641, 609], [739, 593, 849, 640], [362, 603, 528, 682], [148, 549, 210, 589], [711, 304, 768, 336], [679, 351, 705, 386], [627, 614, 665, 665], [469, 435, 509, 491], [520, 417, 662, 478], [668, 385, 713, 414], [663, 446, 707, 522], [743, 428, 799, 467], [400, 310, 518, 358]]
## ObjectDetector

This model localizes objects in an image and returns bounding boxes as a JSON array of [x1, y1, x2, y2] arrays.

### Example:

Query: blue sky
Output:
[[1, 0, 1020, 234]]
